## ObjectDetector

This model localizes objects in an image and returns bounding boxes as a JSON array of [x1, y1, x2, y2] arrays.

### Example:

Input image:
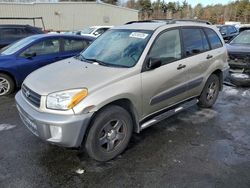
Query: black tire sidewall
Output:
[[85, 105, 133, 161], [198, 74, 220, 108], [0, 73, 15, 96], [229, 73, 250, 87]]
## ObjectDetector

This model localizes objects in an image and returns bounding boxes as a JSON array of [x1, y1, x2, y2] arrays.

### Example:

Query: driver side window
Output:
[[148, 29, 181, 65], [20, 38, 59, 57]]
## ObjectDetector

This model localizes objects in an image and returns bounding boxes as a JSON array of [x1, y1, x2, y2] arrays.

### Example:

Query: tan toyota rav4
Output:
[[16, 20, 229, 161]]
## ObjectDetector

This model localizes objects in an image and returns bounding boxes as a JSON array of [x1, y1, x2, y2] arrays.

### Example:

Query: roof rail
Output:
[[125, 19, 176, 25], [173, 19, 212, 25], [126, 19, 212, 25]]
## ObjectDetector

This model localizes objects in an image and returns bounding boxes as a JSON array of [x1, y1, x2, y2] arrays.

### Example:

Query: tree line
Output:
[[126, 0, 250, 24]]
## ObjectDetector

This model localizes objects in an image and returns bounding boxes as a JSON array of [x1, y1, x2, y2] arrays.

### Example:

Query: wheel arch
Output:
[[211, 69, 223, 91], [0, 70, 17, 89], [81, 98, 140, 149]]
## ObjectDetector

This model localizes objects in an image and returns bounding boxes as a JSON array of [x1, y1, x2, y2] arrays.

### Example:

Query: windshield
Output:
[[230, 31, 250, 44], [0, 36, 37, 55], [81, 27, 95, 34], [80, 29, 152, 67]]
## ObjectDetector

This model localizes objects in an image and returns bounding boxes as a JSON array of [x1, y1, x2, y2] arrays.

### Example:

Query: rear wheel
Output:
[[0, 73, 15, 96], [85, 105, 133, 161], [198, 74, 220, 108]]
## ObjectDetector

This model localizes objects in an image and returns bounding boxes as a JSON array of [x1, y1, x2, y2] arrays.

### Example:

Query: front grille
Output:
[[22, 85, 41, 108]]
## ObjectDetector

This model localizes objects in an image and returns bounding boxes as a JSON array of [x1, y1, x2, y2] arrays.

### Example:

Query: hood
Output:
[[24, 57, 135, 95], [226, 43, 250, 54]]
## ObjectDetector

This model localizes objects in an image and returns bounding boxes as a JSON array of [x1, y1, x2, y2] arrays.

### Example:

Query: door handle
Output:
[[177, 64, 186, 70], [206, 54, 213, 59]]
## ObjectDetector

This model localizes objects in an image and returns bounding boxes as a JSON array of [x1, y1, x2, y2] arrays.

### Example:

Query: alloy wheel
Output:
[[0, 77, 10, 96]]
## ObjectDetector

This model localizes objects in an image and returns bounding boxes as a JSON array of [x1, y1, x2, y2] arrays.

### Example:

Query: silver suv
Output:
[[16, 20, 229, 161]]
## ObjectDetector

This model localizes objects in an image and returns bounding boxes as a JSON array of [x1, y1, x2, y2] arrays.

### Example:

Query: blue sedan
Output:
[[0, 34, 94, 96]]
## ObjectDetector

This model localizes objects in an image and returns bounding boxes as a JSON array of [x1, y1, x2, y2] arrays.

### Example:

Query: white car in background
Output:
[[80, 26, 113, 37]]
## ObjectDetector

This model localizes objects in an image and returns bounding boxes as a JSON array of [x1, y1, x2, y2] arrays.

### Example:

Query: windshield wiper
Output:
[[75, 55, 129, 68], [74, 54, 86, 61], [82, 57, 113, 67]]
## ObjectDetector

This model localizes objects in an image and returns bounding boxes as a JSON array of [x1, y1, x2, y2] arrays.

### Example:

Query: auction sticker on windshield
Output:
[[129, 32, 148, 39]]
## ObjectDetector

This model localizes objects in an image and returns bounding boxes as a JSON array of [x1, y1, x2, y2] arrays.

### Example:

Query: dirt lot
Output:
[[0, 85, 250, 188]]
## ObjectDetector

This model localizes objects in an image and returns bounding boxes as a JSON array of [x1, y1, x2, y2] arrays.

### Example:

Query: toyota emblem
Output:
[[25, 90, 30, 98]]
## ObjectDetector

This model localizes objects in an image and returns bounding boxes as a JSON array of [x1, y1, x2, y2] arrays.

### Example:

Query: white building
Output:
[[0, 2, 138, 31]]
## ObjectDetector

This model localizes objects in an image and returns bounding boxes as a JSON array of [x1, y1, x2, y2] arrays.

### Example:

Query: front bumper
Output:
[[222, 66, 230, 80], [229, 61, 250, 69], [15, 91, 93, 148]]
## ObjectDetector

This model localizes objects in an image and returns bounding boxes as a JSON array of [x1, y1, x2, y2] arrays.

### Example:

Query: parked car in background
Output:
[[226, 30, 250, 86], [15, 20, 229, 161], [0, 34, 94, 96], [237, 24, 250, 33], [226, 30, 250, 70], [64, 30, 82, 35], [217, 25, 239, 42], [0, 25, 44, 49], [80, 26, 113, 37]]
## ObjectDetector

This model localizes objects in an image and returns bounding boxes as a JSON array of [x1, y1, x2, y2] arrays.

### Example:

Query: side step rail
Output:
[[140, 99, 198, 131]]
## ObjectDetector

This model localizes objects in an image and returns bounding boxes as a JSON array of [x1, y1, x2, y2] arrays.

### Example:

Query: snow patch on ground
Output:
[[75, 168, 85, 174], [242, 90, 250, 97], [178, 109, 218, 124], [223, 86, 239, 95], [223, 85, 250, 97], [0, 124, 16, 132], [231, 73, 250, 79]]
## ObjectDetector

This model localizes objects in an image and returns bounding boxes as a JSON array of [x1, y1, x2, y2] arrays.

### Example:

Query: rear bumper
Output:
[[15, 91, 93, 148]]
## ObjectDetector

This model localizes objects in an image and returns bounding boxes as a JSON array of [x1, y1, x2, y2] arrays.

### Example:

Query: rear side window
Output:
[[63, 39, 89, 52], [182, 28, 208, 57], [0, 28, 23, 40], [204, 28, 223, 49], [24, 28, 37, 35]]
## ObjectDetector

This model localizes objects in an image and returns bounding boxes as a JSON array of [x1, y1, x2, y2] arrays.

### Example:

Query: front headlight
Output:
[[46, 89, 88, 110]]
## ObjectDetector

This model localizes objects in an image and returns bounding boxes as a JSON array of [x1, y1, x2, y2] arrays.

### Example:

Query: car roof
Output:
[[90, 26, 113, 29]]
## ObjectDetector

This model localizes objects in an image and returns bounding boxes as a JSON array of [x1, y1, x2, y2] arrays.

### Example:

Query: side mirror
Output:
[[24, 52, 36, 59], [147, 58, 162, 70], [221, 32, 226, 36]]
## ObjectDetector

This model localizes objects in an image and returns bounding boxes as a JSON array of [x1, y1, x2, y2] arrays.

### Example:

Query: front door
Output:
[[141, 29, 189, 118]]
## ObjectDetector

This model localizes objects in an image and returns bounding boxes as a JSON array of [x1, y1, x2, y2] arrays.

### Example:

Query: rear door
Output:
[[181, 27, 224, 98], [16, 37, 60, 81], [61, 37, 91, 59], [141, 29, 190, 118]]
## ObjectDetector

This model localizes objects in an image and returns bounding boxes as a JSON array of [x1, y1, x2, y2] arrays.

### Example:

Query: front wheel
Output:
[[85, 105, 133, 161], [198, 74, 220, 108], [0, 73, 15, 96]]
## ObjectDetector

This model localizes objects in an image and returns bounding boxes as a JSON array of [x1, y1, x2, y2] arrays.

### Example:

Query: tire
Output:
[[85, 105, 133, 162], [229, 73, 250, 87], [0, 73, 15, 96], [198, 74, 220, 108]]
